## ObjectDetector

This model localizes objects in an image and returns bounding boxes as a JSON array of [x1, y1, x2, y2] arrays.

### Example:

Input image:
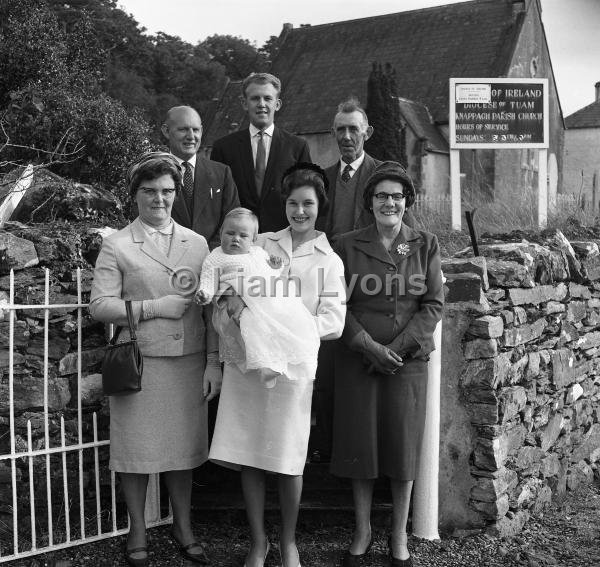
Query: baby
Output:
[[195, 208, 320, 387]]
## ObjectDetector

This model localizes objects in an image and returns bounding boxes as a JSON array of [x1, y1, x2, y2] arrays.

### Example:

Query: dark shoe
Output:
[[244, 538, 270, 567], [124, 546, 148, 567], [170, 531, 209, 564], [341, 540, 372, 567], [388, 536, 413, 566]]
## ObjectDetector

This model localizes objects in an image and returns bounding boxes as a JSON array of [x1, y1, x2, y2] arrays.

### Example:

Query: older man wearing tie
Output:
[[211, 73, 311, 233], [162, 106, 239, 249]]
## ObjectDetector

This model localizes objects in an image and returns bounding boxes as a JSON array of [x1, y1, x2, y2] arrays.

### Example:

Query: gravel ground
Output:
[[5, 481, 600, 567]]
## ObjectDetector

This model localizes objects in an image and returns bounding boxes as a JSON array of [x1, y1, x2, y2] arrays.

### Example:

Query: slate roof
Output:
[[270, 0, 522, 135], [565, 100, 600, 129], [397, 98, 449, 153], [203, 0, 528, 144]]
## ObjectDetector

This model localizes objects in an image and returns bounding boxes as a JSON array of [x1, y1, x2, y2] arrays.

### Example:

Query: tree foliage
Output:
[[200, 34, 267, 80], [365, 62, 407, 167]]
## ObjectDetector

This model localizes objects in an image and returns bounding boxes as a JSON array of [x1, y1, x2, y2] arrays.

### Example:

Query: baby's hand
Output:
[[268, 255, 283, 269], [194, 289, 210, 305]]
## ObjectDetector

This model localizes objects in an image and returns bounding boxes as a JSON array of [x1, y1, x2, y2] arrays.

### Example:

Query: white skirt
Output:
[[209, 363, 314, 475]]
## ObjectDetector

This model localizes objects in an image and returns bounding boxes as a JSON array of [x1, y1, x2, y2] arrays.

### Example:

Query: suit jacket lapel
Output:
[[171, 190, 191, 228], [168, 221, 192, 267], [390, 222, 425, 265], [130, 218, 172, 271], [191, 158, 214, 224], [351, 224, 394, 266]]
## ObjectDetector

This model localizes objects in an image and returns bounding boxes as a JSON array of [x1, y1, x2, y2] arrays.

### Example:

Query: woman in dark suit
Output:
[[330, 162, 443, 567]]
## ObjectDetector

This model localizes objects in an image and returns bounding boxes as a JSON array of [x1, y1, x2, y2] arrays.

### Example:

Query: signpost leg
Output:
[[450, 149, 462, 230], [538, 149, 548, 228]]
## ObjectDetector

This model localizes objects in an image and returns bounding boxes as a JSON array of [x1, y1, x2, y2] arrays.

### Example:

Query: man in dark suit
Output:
[[162, 106, 239, 249], [210, 73, 311, 233]]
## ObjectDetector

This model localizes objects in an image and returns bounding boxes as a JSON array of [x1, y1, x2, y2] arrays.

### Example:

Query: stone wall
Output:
[[440, 230, 600, 535], [0, 222, 112, 528]]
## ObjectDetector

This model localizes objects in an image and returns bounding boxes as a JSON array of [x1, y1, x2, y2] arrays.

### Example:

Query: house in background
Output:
[[203, 0, 564, 203], [563, 82, 600, 207]]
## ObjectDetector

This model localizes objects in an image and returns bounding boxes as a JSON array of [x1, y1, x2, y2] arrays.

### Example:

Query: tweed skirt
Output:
[[330, 351, 428, 481], [109, 353, 208, 474], [209, 363, 314, 475]]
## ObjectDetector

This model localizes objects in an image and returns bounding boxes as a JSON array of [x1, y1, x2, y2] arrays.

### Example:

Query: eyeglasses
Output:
[[373, 192, 406, 202]]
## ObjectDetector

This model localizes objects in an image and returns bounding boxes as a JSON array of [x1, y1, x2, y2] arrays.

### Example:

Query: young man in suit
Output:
[[162, 106, 239, 249], [210, 73, 311, 233]]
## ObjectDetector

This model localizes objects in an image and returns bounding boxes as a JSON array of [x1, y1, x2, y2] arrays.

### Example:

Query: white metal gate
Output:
[[0, 268, 170, 563]]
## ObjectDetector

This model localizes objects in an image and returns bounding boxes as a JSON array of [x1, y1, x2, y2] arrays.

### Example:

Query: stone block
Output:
[[470, 467, 518, 502], [468, 315, 504, 339], [471, 493, 509, 520], [486, 259, 534, 288], [583, 309, 600, 326], [473, 437, 504, 471], [540, 453, 561, 478], [0, 350, 25, 368], [499, 386, 527, 423], [486, 289, 506, 302], [531, 485, 552, 514], [569, 282, 591, 299], [566, 300, 587, 322], [514, 477, 543, 508], [503, 317, 547, 347], [487, 510, 529, 537], [565, 383, 584, 405], [508, 283, 567, 306], [442, 256, 489, 290], [444, 273, 482, 303], [58, 347, 105, 375], [81, 373, 103, 405], [464, 338, 498, 359], [0, 373, 70, 412], [28, 335, 71, 360], [571, 423, 600, 463], [540, 414, 563, 451], [0, 320, 29, 347], [467, 403, 499, 425], [544, 301, 565, 315], [516, 446, 544, 475], [0, 233, 39, 275], [500, 309, 514, 325], [461, 353, 512, 390], [512, 306, 528, 325], [567, 460, 594, 491], [576, 331, 600, 350], [571, 241, 600, 282], [558, 321, 579, 345], [551, 349, 576, 389], [526, 352, 540, 379]]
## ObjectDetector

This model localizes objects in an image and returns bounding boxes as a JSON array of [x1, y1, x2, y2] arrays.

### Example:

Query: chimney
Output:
[[596, 81, 600, 102], [512, 0, 526, 17]]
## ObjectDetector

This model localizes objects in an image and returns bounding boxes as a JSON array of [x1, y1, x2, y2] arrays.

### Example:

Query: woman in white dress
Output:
[[209, 164, 346, 567]]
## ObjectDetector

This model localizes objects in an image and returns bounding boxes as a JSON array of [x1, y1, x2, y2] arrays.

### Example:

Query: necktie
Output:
[[254, 131, 266, 196], [341, 163, 353, 183], [182, 161, 194, 197]]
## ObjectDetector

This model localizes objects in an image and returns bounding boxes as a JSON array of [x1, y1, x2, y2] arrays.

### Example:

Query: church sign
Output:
[[449, 78, 549, 149]]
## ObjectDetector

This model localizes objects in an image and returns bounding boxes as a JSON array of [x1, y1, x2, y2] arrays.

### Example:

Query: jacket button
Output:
[[387, 297, 394, 302], [387, 266, 395, 272], [387, 313, 394, 318], [174, 333, 182, 340]]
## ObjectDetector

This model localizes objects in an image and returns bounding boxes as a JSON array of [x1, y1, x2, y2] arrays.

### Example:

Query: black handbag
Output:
[[102, 300, 143, 396]]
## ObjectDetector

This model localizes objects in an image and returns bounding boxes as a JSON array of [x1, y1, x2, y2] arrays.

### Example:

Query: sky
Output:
[[116, 0, 600, 117]]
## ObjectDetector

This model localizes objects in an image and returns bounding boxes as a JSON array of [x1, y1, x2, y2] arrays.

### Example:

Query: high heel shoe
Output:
[[170, 530, 209, 564], [279, 543, 301, 567], [244, 538, 270, 567], [124, 545, 148, 567], [341, 539, 372, 567], [388, 535, 413, 566]]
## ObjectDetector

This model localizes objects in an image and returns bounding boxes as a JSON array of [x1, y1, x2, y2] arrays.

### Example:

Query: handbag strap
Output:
[[109, 300, 137, 345]]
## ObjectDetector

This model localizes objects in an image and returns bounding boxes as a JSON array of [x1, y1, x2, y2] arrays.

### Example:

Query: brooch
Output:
[[396, 243, 410, 255]]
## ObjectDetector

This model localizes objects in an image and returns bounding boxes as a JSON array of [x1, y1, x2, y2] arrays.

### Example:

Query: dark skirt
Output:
[[330, 345, 427, 480]]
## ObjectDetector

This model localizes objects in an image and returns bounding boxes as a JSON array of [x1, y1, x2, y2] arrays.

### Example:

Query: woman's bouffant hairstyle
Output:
[[362, 161, 416, 213], [281, 163, 329, 218], [126, 151, 183, 200]]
